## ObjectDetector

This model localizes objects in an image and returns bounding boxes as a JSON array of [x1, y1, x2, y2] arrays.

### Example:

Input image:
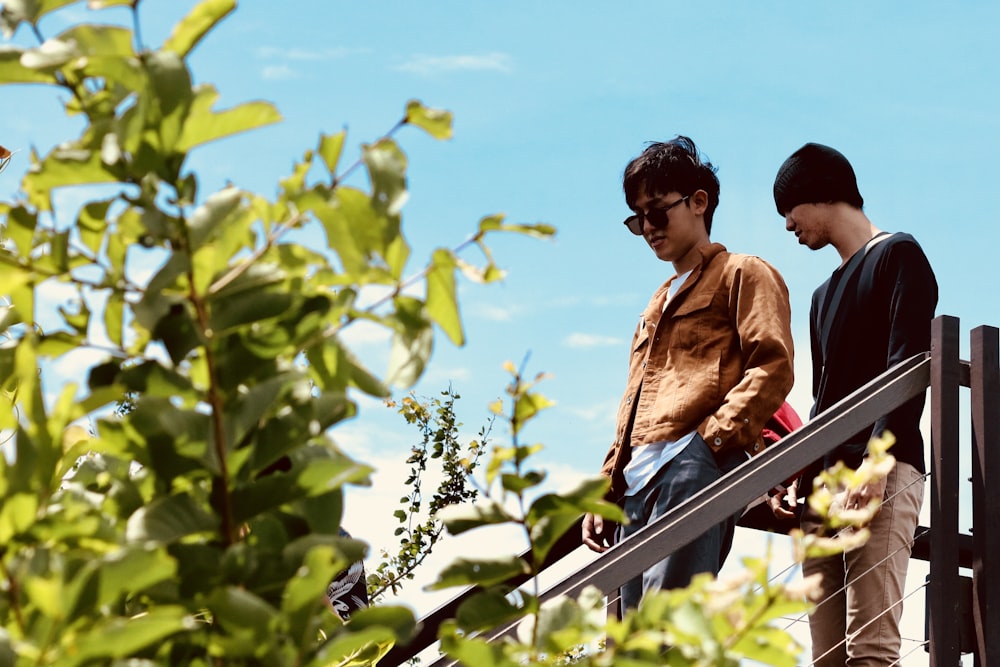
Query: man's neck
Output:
[[832, 208, 881, 267], [671, 238, 712, 275]]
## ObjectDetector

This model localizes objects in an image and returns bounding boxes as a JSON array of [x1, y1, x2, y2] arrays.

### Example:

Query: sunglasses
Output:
[[623, 195, 689, 236]]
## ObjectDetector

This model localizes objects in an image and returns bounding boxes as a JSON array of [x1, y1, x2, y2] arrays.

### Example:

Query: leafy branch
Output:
[[368, 387, 490, 603]]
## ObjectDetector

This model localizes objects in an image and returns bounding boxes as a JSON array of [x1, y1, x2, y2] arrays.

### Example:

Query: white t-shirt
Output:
[[623, 270, 697, 496]]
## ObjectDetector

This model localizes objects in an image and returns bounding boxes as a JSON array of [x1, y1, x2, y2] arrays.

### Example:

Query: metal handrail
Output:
[[386, 352, 933, 666]]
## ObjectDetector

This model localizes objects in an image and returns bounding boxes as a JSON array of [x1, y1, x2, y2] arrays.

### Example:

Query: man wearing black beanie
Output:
[[769, 143, 938, 666]]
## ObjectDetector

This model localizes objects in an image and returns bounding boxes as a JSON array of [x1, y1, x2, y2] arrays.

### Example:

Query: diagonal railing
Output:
[[384, 315, 996, 667]]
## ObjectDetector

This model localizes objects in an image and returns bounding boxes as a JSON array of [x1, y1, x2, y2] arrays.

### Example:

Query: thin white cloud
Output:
[[420, 364, 472, 384], [256, 46, 365, 61], [473, 303, 517, 322], [256, 46, 369, 81], [563, 332, 623, 349], [396, 52, 513, 77], [261, 65, 301, 81], [563, 399, 619, 424]]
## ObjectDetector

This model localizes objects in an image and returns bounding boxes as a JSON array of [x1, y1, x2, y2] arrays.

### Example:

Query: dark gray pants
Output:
[[618, 434, 740, 612]]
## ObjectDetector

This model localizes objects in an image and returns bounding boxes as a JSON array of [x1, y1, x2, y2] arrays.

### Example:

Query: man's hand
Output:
[[844, 475, 888, 527], [767, 478, 799, 520], [582, 512, 617, 553]]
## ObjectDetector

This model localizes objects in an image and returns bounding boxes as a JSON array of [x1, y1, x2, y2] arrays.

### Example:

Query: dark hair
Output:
[[622, 135, 721, 234], [773, 143, 864, 216]]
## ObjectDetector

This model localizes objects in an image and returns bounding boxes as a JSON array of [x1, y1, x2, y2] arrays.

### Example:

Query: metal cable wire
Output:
[[807, 550, 930, 665], [887, 635, 931, 667], [781, 470, 931, 632], [601, 469, 936, 663]]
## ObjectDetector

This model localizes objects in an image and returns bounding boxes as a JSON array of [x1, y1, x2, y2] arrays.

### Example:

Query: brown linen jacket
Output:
[[600, 242, 794, 503]]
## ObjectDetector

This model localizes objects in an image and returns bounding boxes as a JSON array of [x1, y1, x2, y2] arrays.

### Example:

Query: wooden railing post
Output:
[[928, 315, 961, 666], [970, 325, 1000, 666]]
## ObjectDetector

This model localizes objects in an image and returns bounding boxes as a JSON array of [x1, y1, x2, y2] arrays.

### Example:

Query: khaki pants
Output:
[[802, 461, 924, 667]]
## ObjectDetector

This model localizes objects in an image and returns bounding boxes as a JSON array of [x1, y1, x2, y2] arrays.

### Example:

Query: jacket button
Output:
[[743, 418, 750, 424], [753, 442, 761, 451], [713, 437, 722, 446]]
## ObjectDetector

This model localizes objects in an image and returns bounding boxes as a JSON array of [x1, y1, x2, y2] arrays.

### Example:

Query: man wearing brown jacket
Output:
[[582, 136, 794, 612]]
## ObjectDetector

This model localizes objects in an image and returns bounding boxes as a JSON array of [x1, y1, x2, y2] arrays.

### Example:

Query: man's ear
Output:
[[690, 189, 709, 215]]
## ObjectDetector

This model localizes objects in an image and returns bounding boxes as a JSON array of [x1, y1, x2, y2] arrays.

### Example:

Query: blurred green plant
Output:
[[0, 0, 552, 664]]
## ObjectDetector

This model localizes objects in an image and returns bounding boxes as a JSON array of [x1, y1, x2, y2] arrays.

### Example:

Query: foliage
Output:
[[367, 387, 489, 603], [0, 0, 552, 664], [426, 365, 898, 667], [0, 1, 899, 665]]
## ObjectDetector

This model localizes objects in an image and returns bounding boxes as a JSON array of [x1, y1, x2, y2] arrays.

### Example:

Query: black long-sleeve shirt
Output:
[[808, 232, 938, 476]]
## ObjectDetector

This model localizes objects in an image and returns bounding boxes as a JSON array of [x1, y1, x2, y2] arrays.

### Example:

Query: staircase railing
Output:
[[382, 315, 995, 667]]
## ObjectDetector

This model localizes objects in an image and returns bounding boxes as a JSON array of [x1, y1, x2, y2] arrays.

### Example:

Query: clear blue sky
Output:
[[2, 2, 993, 662]]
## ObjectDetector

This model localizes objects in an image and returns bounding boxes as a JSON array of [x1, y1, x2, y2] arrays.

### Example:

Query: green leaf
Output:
[[58, 23, 134, 59], [560, 476, 620, 514], [500, 470, 546, 494], [437, 628, 514, 667], [152, 300, 201, 364], [318, 130, 346, 178], [125, 492, 218, 544], [224, 372, 289, 444], [454, 589, 522, 633], [528, 510, 580, 566], [231, 452, 372, 525], [162, 0, 236, 58], [187, 185, 240, 250], [98, 547, 178, 607], [426, 248, 464, 346], [177, 84, 281, 152], [429, 555, 529, 590], [342, 604, 417, 643], [513, 391, 555, 431], [24, 146, 122, 212], [209, 290, 294, 334], [732, 625, 802, 667], [5, 204, 37, 256], [479, 214, 557, 240], [310, 628, 396, 667], [24, 573, 65, 619], [208, 260, 285, 299], [437, 500, 513, 536], [404, 99, 453, 140], [362, 138, 408, 216], [20, 36, 80, 69], [0, 629, 16, 665], [37, 330, 84, 358], [386, 324, 433, 389], [67, 606, 191, 662], [207, 585, 277, 635], [0, 493, 39, 543], [282, 545, 341, 644], [76, 199, 110, 254], [312, 186, 378, 274], [143, 49, 193, 156], [0, 46, 58, 84], [305, 340, 389, 397], [118, 360, 197, 401], [0, 0, 79, 33], [103, 291, 124, 346]]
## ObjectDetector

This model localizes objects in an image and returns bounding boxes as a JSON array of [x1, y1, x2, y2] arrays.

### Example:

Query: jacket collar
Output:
[[643, 242, 727, 326]]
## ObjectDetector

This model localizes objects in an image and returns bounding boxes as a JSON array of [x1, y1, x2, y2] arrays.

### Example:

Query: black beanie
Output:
[[773, 143, 864, 215]]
